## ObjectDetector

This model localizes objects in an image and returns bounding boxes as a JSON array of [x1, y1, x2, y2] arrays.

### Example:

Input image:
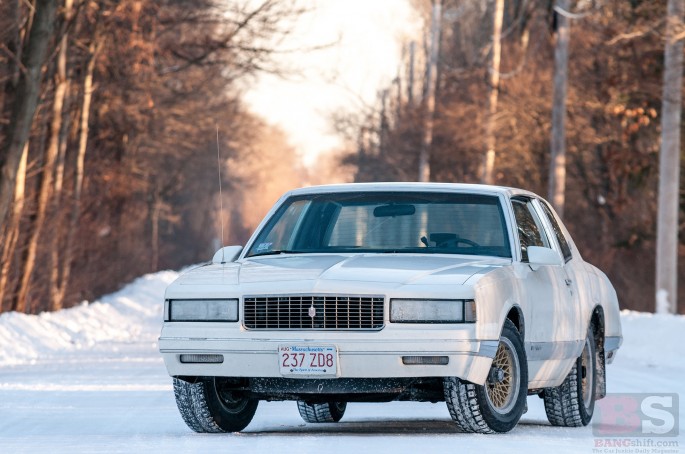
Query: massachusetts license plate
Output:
[[278, 345, 338, 376]]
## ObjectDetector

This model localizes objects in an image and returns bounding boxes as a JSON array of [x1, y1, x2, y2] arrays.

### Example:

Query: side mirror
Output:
[[212, 245, 243, 264], [527, 246, 563, 270]]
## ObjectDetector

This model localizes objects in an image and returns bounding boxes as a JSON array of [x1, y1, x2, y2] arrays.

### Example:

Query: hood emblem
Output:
[[308, 306, 316, 318]]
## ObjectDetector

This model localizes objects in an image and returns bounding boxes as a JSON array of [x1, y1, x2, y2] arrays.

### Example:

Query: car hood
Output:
[[173, 254, 509, 289]]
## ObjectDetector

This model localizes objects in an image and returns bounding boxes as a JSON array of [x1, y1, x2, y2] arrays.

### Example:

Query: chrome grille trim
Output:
[[243, 295, 385, 330]]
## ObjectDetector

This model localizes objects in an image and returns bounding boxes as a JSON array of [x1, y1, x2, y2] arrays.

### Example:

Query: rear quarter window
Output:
[[539, 201, 573, 262]]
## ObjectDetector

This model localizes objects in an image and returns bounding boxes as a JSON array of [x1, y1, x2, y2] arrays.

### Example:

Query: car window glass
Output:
[[246, 193, 512, 257], [511, 198, 550, 262], [255, 199, 309, 252], [540, 201, 572, 262], [328, 202, 507, 250]]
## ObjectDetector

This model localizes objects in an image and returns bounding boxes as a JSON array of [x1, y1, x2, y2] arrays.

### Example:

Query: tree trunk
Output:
[[481, 0, 505, 185], [2, 0, 24, 115], [407, 40, 416, 107], [379, 89, 389, 157], [57, 35, 101, 309], [656, 0, 684, 314], [14, 8, 76, 312], [48, 0, 74, 312], [0, 0, 56, 229], [0, 143, 28, 313], [49, 110, 72, 307], [150, 186, 161, 271], [418, 0, 441, 183]]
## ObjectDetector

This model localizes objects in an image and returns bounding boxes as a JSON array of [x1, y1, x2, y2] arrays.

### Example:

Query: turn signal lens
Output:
[[179, 354, 224, 364], [402, 356, 449, 365]]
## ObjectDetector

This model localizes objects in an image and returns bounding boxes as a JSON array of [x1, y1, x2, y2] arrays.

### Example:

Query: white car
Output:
[[159, 183, 622, 434]]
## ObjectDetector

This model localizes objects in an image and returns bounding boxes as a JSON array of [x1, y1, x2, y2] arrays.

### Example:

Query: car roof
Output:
[[286, 182, 541, 200]]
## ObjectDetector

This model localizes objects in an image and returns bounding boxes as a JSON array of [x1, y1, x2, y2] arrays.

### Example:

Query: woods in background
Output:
[[1, 0, 683, 316], [340, 0, 683, 313], [0, 0, 307, 314]]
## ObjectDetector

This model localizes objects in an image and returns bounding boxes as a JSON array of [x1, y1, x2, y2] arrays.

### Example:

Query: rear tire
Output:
[[543, 327, 597, 427], [173, 378, 258, 433], [297, 401, 347, 423], [443, 319, 528, 433]]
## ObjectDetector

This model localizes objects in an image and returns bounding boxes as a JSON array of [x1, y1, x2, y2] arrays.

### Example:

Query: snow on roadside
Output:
[[618, 309, 685, 365], [0, 271, 177, 366]]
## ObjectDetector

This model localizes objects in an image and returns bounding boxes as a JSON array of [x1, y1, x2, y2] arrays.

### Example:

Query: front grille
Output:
[[243, 295, 384, 330]]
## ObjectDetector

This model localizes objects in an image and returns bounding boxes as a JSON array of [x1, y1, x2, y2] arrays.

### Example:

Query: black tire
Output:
[[297, 401, 347, 423], [173, 377, 258, 433], [543, 327, 597, 427], [443, 319, 528, 433]]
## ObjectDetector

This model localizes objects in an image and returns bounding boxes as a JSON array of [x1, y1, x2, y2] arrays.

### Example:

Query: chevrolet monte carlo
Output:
[[159, 183, 622, 433]]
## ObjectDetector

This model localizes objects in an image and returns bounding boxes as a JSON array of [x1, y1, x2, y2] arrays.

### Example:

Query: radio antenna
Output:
[[216, 124, 226, 263]]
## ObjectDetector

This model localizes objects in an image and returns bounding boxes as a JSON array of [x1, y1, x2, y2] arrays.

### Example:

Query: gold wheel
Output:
[[485, 337, 520, 414]]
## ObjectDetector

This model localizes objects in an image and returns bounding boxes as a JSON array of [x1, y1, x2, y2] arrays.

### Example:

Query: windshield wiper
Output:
[[248, 249, 302, 257]]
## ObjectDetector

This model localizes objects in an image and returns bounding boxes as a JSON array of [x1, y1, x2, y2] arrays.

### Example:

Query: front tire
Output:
[[297, 400, 347, 423], [543, 327, 597, 427], [173, 378, 258, 433], [443, 319, 528, 433]]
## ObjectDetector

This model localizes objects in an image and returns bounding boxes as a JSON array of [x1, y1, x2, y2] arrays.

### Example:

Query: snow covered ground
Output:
[[1, 271, 683, 453]]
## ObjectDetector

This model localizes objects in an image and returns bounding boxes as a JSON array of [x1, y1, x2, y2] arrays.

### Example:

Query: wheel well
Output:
[[506, 306, 524, 340], [590, 306, 605, 348], [590, 305, 607, 400]]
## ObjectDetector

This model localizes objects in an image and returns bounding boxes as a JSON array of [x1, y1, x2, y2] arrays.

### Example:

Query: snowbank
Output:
[[0, 271, 178, 365]]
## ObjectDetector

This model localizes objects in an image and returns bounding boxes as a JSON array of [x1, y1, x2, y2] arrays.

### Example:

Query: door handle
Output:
[[565, 278, 573, 286]]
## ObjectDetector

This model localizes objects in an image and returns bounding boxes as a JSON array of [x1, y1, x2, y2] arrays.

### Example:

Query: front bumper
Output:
[[159, 322, 497, 385]]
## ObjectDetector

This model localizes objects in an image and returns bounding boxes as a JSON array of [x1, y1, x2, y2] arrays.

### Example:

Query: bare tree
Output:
[[0, 0, 56, 229], [52, 31, 102, 312], [0, 143, 27, 312], [407, 41, 416, 107], [15, 0, 77, 313], [481, 0, 505, 185], [418, 0, 441, 182], [656, 0, 684, 314], [45, 0, 74, 311]]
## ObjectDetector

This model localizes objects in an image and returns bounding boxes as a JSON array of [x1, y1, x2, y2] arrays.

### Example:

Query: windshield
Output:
[[246, 192, 511, 258]]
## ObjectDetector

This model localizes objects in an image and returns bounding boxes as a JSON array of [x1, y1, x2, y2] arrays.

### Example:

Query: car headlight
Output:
[[168, 299, 239, 322], [390, 299, 476, 323]]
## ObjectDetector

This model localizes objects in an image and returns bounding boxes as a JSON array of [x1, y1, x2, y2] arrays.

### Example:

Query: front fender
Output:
[[471, 267, 528, 342]]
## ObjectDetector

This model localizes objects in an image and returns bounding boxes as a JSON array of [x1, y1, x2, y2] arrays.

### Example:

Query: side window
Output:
[[540, 201, 573, 262], [511, 198, 549, 262]]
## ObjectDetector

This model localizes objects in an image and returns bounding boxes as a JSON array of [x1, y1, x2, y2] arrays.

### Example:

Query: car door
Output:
[[510, 196, 574, 386], [535, 200, 584, 344]]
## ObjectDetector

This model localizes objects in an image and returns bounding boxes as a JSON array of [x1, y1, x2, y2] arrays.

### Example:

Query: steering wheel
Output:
[[437, 237, 480, 248]]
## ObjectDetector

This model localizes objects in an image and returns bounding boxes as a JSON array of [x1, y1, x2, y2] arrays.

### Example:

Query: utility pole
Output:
[[481, 0, 505, 185], [418, 0, 441, 182], [548, 0, 571, 218], [656, 0, 684, 314]]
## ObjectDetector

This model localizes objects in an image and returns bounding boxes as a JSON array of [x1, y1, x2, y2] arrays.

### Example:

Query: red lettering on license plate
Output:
[[279, 345, 337, 376]]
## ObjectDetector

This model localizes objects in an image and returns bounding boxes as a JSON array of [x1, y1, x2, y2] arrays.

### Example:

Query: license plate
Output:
[[278, 345, 338, 376]]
